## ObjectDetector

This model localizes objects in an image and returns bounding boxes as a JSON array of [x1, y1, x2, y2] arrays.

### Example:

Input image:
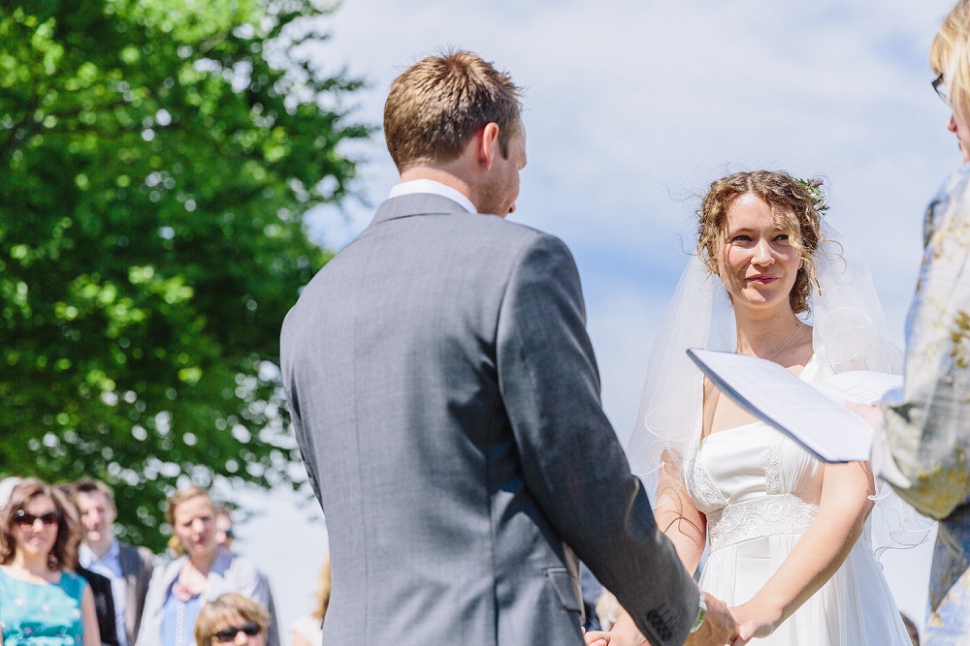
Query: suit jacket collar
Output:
[[371, 193, 476, 226], [118, 542, 138, 576]]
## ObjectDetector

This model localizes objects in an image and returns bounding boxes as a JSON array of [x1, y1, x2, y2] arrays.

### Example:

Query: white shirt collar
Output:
[[79, 538, 120, 566], [388, 179, 477, 215]]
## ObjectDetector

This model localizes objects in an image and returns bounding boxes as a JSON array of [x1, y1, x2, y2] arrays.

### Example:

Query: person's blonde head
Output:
[[194, 593, 269, 646], [932, 1, 970, 112], [165, 486, 215, 556], [383, 50, 522, 172], [312, 555, 332, 620], [697, 170, 823, 314]]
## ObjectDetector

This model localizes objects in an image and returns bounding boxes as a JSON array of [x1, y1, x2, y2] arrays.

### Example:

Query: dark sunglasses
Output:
[[933, 72, 951, 105], [211, 623, 260, 643], [13, 509, 60, 527]]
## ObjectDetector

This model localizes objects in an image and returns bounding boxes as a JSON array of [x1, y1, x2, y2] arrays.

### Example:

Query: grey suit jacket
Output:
[[118, 543, 153, 646], [281, 194, 699, 646]]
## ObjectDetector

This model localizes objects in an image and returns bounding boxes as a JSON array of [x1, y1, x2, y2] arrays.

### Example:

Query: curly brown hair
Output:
[[697, 170, 824, 314], [0, 478, 79, 571]]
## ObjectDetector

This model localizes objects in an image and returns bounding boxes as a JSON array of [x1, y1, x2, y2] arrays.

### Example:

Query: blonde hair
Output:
[[165, 486, 214, 555], [697, 171, 823, 314], [932, 0, 970, 113], [194, 593, 269, 646], [312, 555, 332, 620], [383, 50, 522, 172]]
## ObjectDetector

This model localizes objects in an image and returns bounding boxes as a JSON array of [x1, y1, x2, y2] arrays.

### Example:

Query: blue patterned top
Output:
[[878, 162, 970, 642], [882, 161, 970, 519], [0, 567, 87, 646], [159, 584, 202, 646]]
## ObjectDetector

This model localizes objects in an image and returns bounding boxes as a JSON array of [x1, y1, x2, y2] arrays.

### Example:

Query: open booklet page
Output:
[[686, 348, 902, 463]]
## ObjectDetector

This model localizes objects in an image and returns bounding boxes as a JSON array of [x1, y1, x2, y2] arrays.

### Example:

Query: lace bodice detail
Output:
[[686, 423, 823, 552]]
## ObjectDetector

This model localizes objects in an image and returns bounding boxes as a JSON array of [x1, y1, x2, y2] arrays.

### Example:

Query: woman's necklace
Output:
[[764, 321, 804, 362]]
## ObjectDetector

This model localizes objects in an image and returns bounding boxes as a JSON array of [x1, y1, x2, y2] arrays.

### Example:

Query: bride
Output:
[[607, 170, 913, 645]]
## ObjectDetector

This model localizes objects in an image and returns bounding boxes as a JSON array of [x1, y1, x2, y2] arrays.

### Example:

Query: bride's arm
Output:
[[655, 454, 708, 573], [731, 460, 875, 640], [605, 455, 708, 646]]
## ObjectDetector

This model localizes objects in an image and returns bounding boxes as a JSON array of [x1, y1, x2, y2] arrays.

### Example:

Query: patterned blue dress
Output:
[[0, 567, 88, 646], [878, 162, 970, 643]]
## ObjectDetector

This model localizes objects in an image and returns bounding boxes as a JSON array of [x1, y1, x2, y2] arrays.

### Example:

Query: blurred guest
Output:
[[135, 487, 271, 646], [595, 590, 623, 633], [193, 593, 268, 646], [0, 477, 22, 509], [210, 506, 277, 646], [56, 484, 120, 646], [580, 563, 603, 632], [74, 479, 154, 646], [0, 478, 100, 646], [213, 508, 234, 552], [290, 556, 330, 646]]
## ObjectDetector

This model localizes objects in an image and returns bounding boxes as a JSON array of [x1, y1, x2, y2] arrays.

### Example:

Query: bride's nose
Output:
[[752, 239, 775, 265]]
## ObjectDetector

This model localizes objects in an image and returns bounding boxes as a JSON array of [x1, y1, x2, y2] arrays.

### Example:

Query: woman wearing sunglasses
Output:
[[136, 487, 273, 646], [193, 594, 268, 646], [0, 478, 101, 646]]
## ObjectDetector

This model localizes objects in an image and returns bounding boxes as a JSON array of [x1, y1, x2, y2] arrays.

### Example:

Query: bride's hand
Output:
[[729, 601, 783, 644], [845, 401, 881, 428]]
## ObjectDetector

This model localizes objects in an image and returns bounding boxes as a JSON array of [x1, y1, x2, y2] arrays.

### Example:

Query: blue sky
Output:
[[238, 0, 960, 637]]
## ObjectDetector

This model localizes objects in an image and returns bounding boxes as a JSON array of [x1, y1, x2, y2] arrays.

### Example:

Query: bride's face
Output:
[[718, 193, 801, 314]]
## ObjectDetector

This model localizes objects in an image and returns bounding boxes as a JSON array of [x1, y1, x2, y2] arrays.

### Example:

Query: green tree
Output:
[[0, 0, 369, 550]]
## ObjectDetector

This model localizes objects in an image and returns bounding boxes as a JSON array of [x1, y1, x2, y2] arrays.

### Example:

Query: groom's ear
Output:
[[477, 123, 501, 171]]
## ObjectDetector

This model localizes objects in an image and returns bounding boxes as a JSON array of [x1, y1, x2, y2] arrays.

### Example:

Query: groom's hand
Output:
[[685, 593, 739, 646]]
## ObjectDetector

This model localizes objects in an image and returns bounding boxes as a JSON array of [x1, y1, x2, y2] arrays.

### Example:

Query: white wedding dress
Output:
[[685, 359, 911, 645]]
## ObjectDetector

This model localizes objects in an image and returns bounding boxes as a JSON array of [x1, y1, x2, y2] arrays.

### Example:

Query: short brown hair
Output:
[[384, 50, 523, 171], [0, 478, 79, 571], [697, 170, 823, 314], [165, 485, 214, 555], [194, 593, 269, 646], [73, 478, 116, 507]]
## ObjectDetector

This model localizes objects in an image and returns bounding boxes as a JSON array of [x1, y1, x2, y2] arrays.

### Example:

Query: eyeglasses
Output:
[[933, 73, 951, 105], [13, 510, 60, 527], [211, 623, 261, 643]]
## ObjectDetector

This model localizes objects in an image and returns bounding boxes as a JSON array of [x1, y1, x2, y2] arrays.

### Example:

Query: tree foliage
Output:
[[0, 0, 369, 550]]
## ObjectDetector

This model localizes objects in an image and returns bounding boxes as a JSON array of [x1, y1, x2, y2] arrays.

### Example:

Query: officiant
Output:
[[862, 1, 970, 642]]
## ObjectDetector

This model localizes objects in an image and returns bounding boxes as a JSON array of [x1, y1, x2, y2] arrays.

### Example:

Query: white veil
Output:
[[625, 223, 930, 554]]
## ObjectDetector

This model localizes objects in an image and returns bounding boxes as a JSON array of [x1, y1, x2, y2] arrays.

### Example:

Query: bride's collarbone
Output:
[[701, 343, 813, 438]]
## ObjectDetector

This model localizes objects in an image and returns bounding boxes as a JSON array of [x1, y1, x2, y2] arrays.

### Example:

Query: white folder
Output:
[[686, 348, 901, 463]]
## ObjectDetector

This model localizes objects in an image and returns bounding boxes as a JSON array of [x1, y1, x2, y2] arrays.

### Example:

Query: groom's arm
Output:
[[496, 233, 700, 646]]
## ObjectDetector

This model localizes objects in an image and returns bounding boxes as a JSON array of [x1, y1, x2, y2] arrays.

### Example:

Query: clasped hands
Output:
[[584, 592, 763, 646]]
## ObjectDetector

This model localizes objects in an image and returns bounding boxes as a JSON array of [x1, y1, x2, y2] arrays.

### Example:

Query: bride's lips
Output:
[[746, 274, 777, 285]]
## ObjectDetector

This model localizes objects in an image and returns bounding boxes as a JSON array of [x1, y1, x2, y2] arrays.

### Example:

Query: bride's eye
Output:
[[731, 234, 752, 243]]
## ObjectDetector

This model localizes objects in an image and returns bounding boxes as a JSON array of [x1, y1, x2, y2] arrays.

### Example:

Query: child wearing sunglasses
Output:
[[0, 478, 101, 646], [193, 594, 268, 646]]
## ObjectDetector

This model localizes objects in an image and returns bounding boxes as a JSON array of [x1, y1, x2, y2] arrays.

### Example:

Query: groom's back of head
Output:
[[383, 50, 522, 172]]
